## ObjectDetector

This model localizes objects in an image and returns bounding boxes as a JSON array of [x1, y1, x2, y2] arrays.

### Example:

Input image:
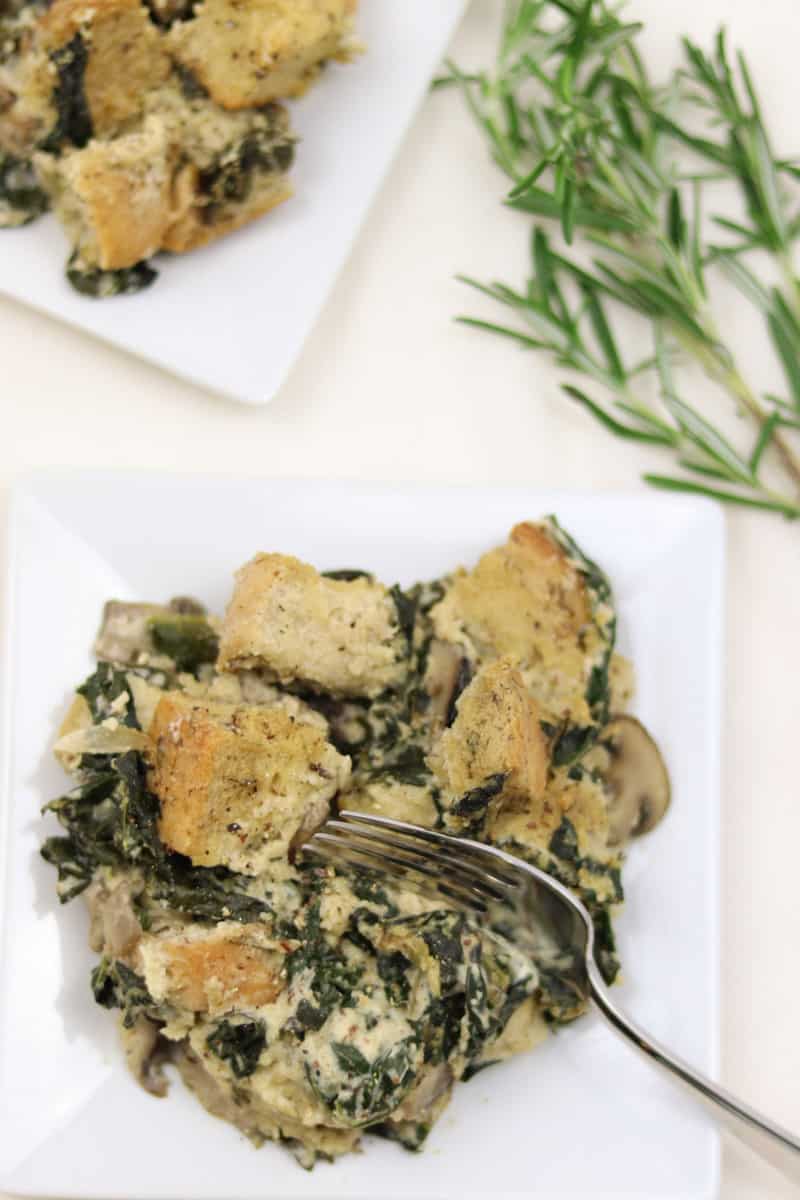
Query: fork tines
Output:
[[303, 809, 521, 915]]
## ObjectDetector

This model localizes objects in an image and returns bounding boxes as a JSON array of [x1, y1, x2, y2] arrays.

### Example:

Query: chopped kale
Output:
[[66, 255, 158, 298], [376, 950, 412, 1005], [286, 899, 362, 1025], [43, 758, 145, 872], [41, 33, 92, 150], [419, 994, 466, 1065], [199, 131, 294, 222], [292, 999, 327, 1032], [548, 816, 580, 863], [417, 911, 465, 994], [349, 874, 399, 917], [207, 1018, 267, 1078], [40, 833, 96, 900], [77, 662, 140, 727], [321, 569, 373, 582], [591, 906, 620, 985], [463, 945, 491, 1058], [0, 154, 49, 226], [450, 772, 507, 818], [344, 906, 380, 956], [91, 958, 152, 1028], [389, 584, 417, 646], [367, 742, 430, 787], [308, 1036, 420, 1126], [146, 613, 219, 673], [545, 517, 609, 603], [331, 1042, 370, 1076], [551, 723, 597, 766], [147, 855, 274, 924], [445, 657, 472, 727], [545, 515, 616, 756]]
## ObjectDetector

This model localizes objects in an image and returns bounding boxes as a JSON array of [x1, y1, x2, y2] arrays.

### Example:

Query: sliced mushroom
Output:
[[94, 600, 166, 665], [423, 638, 471, 728], [120, 1016, 170, 1098], [94, 599, 218, 671], [599, 715, 671, 846], [393, 1063, 454, 1121], [167, 595, 207, 616]]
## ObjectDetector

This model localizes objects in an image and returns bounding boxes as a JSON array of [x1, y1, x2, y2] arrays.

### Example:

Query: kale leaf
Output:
[[349, 874, 399, 917], [321, 569, 373, 582], [67, 256, 158, 299], [42, 33, 92, 150], [548, 816, 580, 863], [389, 584, 417, 646], [450, 772, 507, 820], [308, 1036, 420, 1126], [40, 833, 97, 901], [331, 1042, 370, 1076], [445, 658, 473, 727], [91, 958, 153, 1028], [207, 1018, 267, 1078], [77, 663, 140, 727], [286, 899, 362, 1030], [0, 154, 49, 225], [377, 950, 411, 1005], [146, 613, 219, 674]]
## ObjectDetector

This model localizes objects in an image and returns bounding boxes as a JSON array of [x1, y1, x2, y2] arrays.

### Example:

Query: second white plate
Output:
[[0, 3, 466, 405]]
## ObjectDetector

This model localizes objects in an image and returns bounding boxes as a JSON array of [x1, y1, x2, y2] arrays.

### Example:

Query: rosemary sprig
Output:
[[442, 0, 800, 518]]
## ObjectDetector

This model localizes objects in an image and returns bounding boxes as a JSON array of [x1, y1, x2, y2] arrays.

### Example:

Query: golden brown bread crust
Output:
[[428, 659, 549, 820], [218, 553, 407, 699], [168, 0, 358, 111], [148, 690, 349, 875], [431, 521, 598, 729], [137, 925, 285, 1013], [36, 116, 173, 267], [37, 0, 171, 137]]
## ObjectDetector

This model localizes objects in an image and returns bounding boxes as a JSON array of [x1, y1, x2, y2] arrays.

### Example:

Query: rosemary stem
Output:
[[706, 349, 800, 495]]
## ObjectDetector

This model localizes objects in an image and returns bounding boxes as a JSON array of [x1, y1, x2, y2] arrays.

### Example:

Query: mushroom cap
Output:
[[600, 715, 671, 846]]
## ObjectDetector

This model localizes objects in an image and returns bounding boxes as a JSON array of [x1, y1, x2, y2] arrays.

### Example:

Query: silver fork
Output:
[[304, 809, 800, 1184]]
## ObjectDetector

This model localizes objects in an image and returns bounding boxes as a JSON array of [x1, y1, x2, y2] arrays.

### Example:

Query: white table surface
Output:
[[1, 1, 799, 1197]]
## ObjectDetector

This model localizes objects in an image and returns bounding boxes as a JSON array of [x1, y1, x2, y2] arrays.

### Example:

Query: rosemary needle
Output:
[[442, 0, 800, 519]]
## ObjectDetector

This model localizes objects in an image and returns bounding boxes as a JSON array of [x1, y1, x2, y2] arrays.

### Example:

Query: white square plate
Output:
[[0, 3, 466, 405], [0, 475, 723, 1199]]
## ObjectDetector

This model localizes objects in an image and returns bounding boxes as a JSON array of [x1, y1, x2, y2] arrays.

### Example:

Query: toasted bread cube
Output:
[[218, 553, 407, 699], [159, 154, 292, 256], [38, 0, 171, 137], [35, 114, 173, 268], [431, 521, 598, 728], [138, 924, 284, 1014], [148, 691, 349, 875], [168, 0, 358, 111], [429, 660, 548, 819], [35, 84, 294, 269]]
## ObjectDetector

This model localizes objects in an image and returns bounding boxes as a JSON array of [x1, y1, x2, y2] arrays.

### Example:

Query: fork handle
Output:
[[586, 959, 800, 1185]]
